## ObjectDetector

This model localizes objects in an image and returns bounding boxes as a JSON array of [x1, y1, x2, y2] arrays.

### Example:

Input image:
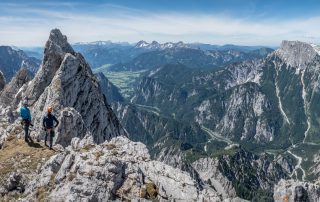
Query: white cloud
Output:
[[1, 3, 320, 46]]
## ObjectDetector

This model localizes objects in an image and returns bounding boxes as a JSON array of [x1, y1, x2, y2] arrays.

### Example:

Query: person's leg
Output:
[[49, 130, 54, 149], [45, 129, 49, 146], [24, 121, 29, 142]]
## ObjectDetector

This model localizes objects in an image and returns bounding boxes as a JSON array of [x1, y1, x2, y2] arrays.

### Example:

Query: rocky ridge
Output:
[[21, 136, 236, 201]]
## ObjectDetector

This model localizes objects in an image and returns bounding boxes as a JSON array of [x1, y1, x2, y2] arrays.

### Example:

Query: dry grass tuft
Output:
[[103, 144, 116, 150], [140, 182, 158, 200], [94, 150, 104, 160], [80, 144, 95, 153]]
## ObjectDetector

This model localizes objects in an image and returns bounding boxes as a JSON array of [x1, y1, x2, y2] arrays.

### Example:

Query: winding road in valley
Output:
[[201, 126, 233, 145]]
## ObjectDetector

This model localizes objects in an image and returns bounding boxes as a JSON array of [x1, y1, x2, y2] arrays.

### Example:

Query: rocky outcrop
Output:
[[0, 71, 5, 91], [276, 40, 318, 69], [274, 180, 320, 202], [192, 158, 237, 199], [20, 29, 126, 146], [0, 68, 32, 107], [1, 173, 26, 195], [22, 136, 228, 201]]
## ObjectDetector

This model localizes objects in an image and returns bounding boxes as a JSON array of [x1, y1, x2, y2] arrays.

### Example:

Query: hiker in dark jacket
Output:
[[20, 100, 32, 142], [43, 106, 59, 149]]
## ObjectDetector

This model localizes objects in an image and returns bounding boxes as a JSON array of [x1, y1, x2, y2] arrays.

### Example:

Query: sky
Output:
[[1, 0, 320, 46]]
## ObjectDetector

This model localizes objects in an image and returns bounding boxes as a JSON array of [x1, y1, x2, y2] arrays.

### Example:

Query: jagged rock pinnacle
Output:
[[25, 29, 75, 104], [45, 28, 75, 57], [276, 40, 318, 69], [23, 29, 126, 146]]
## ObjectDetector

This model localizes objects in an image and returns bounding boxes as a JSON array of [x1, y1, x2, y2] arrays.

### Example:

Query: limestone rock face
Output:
[[22, 136, 228, 202], [274, 180, 320, 202], [22, 29, 126, 145], [0, 71, 5, 91], [0, 68, 32, 107], [24, 28, 75, 105], [0, 68, 32, 142], [192, 158, 237, 199], [276, 40, 318, 69]]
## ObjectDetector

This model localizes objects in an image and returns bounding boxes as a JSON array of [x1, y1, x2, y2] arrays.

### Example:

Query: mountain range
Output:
[[0, 46, 40, 82], [1, 30, 320, 201], [95, 40, 320, 200]]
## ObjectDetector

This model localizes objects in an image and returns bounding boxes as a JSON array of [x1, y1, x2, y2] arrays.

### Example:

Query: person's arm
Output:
[[43, 117, 46, 128], [53, 116, 59, 127]]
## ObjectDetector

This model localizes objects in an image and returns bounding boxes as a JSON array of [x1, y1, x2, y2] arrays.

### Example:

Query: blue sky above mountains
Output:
[[1, 0, 320, 46]]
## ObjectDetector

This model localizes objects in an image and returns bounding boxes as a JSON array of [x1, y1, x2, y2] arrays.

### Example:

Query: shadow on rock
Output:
[[27, 140, 43, 148]]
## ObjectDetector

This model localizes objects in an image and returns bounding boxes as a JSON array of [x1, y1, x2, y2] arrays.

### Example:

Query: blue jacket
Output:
[[20, 106, 31, 121]]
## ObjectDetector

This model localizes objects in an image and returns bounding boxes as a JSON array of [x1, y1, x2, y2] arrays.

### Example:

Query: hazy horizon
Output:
[[14, 40, 278, 49], [1, 0, 320, 46]]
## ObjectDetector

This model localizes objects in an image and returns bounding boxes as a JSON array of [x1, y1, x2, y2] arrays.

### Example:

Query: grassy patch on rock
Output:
[[0, 136, 57, 198]]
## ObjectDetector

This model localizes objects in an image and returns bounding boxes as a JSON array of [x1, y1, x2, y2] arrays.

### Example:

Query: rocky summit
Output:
[[276, 40, 318, 69]]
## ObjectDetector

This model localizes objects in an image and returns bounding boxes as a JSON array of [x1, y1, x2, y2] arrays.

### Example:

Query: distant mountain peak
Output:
[[276, 40, 318, 68], [135, 40, 190, 49], [135, 40, 149, 48], [73, 40, 131, 46], [151, 40, 159, 45]]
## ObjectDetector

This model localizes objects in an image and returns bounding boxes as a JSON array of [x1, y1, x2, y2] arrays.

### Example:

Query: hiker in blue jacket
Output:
[[20, 100, 32, 142], [43, 106, 59, 149]]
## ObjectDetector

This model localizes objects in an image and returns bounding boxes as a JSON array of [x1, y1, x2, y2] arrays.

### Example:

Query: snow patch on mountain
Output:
[[135, 40, 190, 50]]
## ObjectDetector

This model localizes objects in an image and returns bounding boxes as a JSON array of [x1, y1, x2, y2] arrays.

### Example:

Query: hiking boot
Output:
[[45, 142, 48, 147]]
